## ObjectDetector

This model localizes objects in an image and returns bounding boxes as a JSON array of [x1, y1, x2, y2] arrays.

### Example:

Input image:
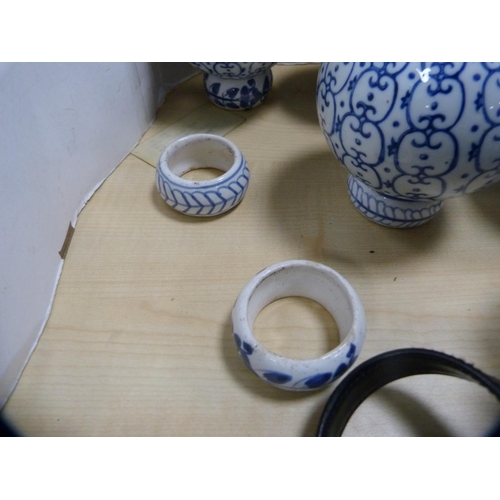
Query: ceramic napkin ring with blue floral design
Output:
[[232, 260, 367, 391]]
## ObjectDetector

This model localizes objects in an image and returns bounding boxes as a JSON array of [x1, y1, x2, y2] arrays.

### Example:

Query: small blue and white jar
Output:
[[317, 62, 500, 227], [156, 134, 250, 217], [191, 62, 276, 110]]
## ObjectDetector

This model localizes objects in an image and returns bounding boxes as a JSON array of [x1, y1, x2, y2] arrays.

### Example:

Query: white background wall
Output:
[[0, 62, 197, 407]]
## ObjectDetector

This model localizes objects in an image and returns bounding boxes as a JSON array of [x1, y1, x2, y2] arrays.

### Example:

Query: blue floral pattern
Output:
[[191, 62, 276, 110], [233, 333, 256, 373], [206, 75, 272, 110], [233, 332, 358, 390], [262, 371, 293, 384]]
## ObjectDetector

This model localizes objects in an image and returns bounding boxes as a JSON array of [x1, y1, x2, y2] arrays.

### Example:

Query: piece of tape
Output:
[[132, 103, 246, 168], [59, 223, 75, 259]]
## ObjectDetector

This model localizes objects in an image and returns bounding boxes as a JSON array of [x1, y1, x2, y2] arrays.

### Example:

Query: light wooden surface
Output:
[[4, 64, 500, 436]]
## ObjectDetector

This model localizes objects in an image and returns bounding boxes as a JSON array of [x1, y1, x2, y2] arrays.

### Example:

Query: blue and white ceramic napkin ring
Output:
[[232, 260, 367, 391], [156, 134, 250, 216]]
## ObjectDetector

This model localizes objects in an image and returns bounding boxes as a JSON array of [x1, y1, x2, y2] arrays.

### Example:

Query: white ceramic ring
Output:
[[156, 134, 250, 216], [232, 260, 367, 391]]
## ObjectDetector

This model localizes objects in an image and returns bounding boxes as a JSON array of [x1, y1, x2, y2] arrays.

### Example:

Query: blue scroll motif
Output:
[[317, 62, 500, 202], [347, 176, 443, 228]]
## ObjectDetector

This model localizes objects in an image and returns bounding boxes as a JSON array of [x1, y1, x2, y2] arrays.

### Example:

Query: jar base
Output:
[[203, 69, 273, 110], [347, 176, 443, 228]]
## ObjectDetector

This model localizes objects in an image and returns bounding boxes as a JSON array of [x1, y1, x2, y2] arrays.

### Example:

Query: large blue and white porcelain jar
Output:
[[316, 63, 500, 227]]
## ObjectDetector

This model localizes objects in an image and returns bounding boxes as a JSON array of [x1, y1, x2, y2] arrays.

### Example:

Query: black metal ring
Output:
[[317, 348, 500, 437]]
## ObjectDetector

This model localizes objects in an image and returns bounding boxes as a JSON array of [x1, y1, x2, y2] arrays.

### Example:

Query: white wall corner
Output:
[[0, 62, 196, 408]]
